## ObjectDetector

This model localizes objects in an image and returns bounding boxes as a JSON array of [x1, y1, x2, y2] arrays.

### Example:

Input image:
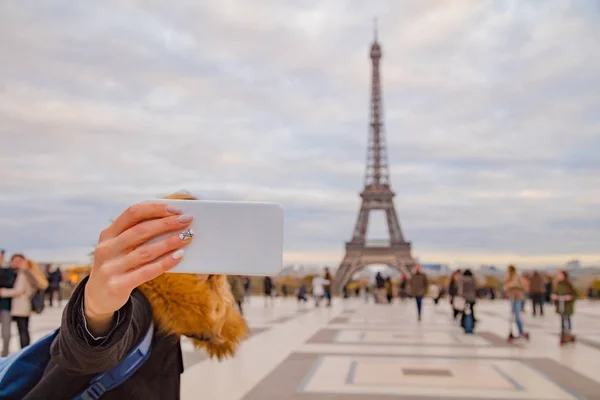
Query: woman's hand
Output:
[[84, 202, 194, 336]]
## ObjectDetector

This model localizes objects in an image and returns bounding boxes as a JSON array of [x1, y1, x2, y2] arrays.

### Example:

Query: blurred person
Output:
[[544, 275, 553, 304], [263, 276, 274, 307], [448, 270, 461, 319], [529, 270, 545, 317], [551, 270, 577, 337], [375, 272, 385, 303], [0, 256, 48, 352], [297, 283, 308, 307], [323, 267, 333, 307], [21, 193, 249, 399], [243, 276, 251, 303], [385, 277, 394, 304], [410, 265, 429, 321], [520, 272, 530, 312], [587, 286, 595, 302], [312, 274, 329, 307], [342, 284, 349, 299], [458, 269, 478, 328], [504, 265, 529, 339], [46, 265, 63, 307], [429, 282, 440, 305], [227, 275, 245, 316], [399, 274, 407, 301], [281, 284, 289, 298], [0, 250, 16, 357]]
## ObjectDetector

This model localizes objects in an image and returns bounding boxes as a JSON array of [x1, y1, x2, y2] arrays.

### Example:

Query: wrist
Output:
[[83, 289, 115, 336]]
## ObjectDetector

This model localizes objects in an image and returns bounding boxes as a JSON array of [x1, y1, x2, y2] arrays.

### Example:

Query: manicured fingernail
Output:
[[172, 249, 185, 260], [167, 205, 183, 214], [177, 214, 193, 223], [179, 228, 194, 241]]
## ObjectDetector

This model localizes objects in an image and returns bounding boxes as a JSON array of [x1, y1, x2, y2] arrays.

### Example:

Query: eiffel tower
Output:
[[332, 22, 415, 293]]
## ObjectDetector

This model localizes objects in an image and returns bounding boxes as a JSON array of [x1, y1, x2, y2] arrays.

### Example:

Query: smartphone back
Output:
[[143, 199, 284, 276]]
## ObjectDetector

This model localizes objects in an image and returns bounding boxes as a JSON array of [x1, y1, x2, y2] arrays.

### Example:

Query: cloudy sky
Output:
[[1, 1, 599, 269]]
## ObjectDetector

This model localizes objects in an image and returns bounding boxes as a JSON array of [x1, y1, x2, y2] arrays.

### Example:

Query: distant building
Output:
[[420, 264, 451, 276], [477, 265, 504, 277], [566, 259, 581, 270]]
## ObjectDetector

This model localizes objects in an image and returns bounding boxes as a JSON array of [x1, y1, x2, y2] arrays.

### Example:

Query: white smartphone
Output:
[[142, 199, 284, 275]]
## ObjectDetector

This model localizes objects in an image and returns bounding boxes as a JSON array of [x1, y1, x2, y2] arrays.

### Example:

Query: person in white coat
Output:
[[0, 254, 48, 352], [312, 275, 329, 307]]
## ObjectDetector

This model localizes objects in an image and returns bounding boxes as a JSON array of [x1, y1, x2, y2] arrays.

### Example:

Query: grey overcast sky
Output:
[[1, 1, 599, 268]]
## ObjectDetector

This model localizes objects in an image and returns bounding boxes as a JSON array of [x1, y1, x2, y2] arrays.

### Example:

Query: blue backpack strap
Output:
[[73, 322, 154, 400], [0, 329, 59, 400]]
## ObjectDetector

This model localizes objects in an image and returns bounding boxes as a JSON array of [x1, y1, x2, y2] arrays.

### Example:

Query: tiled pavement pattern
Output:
[[7, 298, 600, 399]]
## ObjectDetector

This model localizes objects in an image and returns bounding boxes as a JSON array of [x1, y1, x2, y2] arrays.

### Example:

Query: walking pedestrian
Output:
[[0, 250, 16, 357], [375, 272, 385, 304], [312, 275, 328, 307], [448, 270, 461, 319], [551, 270, 577, 337], [297, 284, 308, 307], [46, 265, 63, 307], [385, 277, 394, 304], [410, 265, 428, 321], [263, 276, 274, 307], [243, 276, 251, 303], [529, 270, 545, 316], [520, 272, 530, 312], [0, 256, 48, 353], [227, 275, 246, 315], [504, 265, 529, 339], [323, 267, 333, 307], [458, 269, 478, 328]]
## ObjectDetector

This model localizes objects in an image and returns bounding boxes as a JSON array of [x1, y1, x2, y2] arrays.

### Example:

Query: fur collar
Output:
[[138, 273, 248, 359]]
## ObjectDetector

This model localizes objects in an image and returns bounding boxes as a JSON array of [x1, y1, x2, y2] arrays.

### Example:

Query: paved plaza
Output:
[[12, 297, 600, 399]]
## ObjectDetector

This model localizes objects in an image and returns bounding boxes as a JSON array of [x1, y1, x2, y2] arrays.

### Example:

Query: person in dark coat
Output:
[[323, 267, 333, 307], [529, 270, 545, 316], [458, 269, 478, 327], [23, 194, 248, 400], [342, 284, 349, 299], [263, 276, 274, 307], [448, 270, 461, 320], [297, 284, 308, 307], [551, 270, 577, 334], [282, 284, 289, 298], [243, 276, 251, 302], [410, 265, 429, 321], [46, 265, 63, 307], [0, 252, 16, 357], [375, 272, 385, 304], [227, 275, 246, 315], [385, 277, 394, 304]]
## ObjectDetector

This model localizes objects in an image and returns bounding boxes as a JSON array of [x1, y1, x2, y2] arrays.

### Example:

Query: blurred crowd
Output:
[[0, 249, 73, 357]]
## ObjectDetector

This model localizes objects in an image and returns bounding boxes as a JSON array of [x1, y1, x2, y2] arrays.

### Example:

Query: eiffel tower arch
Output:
[[332, 21, 415, 293]]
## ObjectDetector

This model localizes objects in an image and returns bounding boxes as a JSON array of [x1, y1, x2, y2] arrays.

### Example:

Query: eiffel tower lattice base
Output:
[[331, 190, 415, 294], [334, 244, 414, 294]]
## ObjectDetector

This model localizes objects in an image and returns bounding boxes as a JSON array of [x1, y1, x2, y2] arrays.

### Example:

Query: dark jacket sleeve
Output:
[[50, 276, 153, 375]]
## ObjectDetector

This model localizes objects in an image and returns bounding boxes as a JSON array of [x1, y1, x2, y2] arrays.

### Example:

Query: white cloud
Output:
[[0, 0, 599, 268]]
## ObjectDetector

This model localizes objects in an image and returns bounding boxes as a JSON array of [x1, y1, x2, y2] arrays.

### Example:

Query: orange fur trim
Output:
[[139, 274, 249, 360]]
